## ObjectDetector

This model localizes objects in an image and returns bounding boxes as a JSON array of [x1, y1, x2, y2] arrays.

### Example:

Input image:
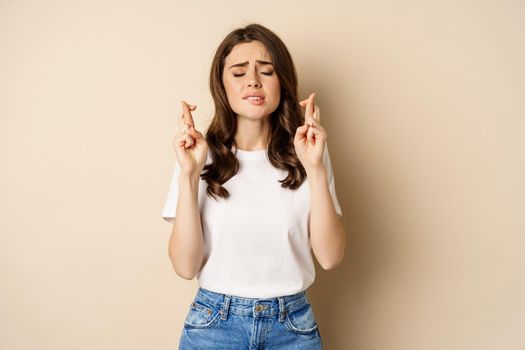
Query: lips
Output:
[[243, 93, 266, 100], [245, 97, 265, 105], [243, 93, 266, 106]]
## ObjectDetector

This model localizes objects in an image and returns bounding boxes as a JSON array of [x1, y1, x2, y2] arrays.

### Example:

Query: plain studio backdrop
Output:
[[1, 1, 524, 349]]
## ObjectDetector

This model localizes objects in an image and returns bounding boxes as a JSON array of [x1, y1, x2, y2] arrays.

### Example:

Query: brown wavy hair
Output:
[[202, 23, 306, 200]]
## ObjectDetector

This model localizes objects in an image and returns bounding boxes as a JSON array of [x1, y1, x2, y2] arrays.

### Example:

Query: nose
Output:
[[246, 68, 261, 88], [248, 79, 261, 88]]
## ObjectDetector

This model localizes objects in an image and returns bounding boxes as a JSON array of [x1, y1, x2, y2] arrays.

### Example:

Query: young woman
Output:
[[162, 23, 345, 350]]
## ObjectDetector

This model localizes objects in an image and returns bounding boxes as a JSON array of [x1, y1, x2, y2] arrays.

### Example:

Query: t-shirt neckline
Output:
[[231, 145, 268, 161]]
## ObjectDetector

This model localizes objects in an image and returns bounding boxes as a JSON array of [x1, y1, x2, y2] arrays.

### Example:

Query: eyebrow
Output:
[[228, 60, 274, 69]]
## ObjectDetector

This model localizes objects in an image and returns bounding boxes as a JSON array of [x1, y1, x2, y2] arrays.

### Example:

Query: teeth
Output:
[[247, 96, 263, 100]]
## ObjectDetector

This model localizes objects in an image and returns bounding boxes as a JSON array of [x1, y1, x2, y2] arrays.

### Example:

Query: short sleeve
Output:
[[161, 161, 181, 224], [323, 145, 343, 217]]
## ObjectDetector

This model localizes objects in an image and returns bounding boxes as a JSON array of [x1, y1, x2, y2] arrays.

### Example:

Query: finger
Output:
[[176, 134, 185, 148], [307, 126, 314, 144], [294, 124, 309, 144], [299, 94, 313, 108], [176, 126, 195, 148], [187, 126, 203, 143], [181, 101, 196, 129], [313, 105, 321, 123], [306, 116, 323, 129], [177, 104, 196, 130], [299, 94, 315, 126], [178, 119, 190, 135], [184, 134, 194, 148], [176, 133, 192, 148], [310, 92, 316, 113], [308, 124, 328, 142], [181, 101, 196, 126], [305, 93, 316, 122], [301, 92, 315, 103]]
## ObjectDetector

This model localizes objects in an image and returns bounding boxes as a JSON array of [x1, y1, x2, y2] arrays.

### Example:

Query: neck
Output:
[[234, 115, 271, 151]]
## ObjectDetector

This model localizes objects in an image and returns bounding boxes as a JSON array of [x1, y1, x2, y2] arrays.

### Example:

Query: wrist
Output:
[[305, 164, 327, 183], [179, 171, 200, 187]]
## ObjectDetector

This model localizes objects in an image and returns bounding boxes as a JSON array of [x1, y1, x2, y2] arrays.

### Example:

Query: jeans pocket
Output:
[[183, 298, 220, 329], [285, 303, 319, 335]]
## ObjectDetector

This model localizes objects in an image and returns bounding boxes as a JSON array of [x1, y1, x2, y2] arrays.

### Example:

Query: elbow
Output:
[[167, 234, 203, 281], [320, 258, 343, 271], [169, 251, 203, 280], [168, 250, 198, 280], [320, 246, 345, 271], [177, 271, 196, 280], [172, 265, 197, 280]]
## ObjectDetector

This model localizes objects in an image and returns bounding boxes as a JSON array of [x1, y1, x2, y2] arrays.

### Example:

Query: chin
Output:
[[236, 109, 273, 120]]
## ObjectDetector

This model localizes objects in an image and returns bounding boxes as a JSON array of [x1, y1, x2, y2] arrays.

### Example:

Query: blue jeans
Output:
[[179, 287, 323, 349]]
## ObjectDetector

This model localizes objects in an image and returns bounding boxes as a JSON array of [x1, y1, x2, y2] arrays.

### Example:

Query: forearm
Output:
[[168, 173, 204, 280], [307, 165, 346, 270]]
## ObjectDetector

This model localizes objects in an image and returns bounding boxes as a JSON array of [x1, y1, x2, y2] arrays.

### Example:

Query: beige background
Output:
[[1, 0, 524, 349]]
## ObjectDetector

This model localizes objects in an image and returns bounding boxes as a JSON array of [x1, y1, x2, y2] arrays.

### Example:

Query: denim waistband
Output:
[[194, 287, 311, 322]]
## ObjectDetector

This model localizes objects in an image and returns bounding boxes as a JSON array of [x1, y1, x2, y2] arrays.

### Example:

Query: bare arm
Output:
[[295, 92, 346, 270], [168, 173, 204, 280], [308, 166, 346, 270], [168, 100, 208, 280]]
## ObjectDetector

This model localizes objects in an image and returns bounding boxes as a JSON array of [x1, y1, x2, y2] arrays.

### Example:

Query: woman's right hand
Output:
[[172, 101, 208, 177]]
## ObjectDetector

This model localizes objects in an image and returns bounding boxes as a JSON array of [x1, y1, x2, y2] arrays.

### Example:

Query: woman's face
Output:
[[222, 41, 281, 121]]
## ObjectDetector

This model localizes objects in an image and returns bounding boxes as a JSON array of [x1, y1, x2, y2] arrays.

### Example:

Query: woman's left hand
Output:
[[294, 92, 327, 172]]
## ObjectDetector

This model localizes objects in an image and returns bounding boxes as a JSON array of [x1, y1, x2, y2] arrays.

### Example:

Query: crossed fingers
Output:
[[300, 92, 322, 122], [179, 101, 196, 134], [299, 92, 327, 142], [179, 101, 197, 147]]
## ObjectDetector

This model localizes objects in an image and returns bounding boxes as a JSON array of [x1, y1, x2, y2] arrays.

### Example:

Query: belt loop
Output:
[[278, 296, 286, 323], [220, 295, 231, 320]]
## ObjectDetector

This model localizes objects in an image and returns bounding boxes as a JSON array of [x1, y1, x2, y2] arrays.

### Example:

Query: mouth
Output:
[[243, 95, 266, 105], [243, 94, 265, 100]]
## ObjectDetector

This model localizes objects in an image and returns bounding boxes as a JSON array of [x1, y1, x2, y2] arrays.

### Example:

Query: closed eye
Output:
[[233, 72, 274, 77]]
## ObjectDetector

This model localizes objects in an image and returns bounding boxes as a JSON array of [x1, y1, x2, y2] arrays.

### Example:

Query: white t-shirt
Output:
[[162, 145, 342, 298]]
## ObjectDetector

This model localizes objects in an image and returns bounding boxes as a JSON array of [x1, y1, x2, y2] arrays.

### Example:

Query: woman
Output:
[[162, 23, 345, 350]]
